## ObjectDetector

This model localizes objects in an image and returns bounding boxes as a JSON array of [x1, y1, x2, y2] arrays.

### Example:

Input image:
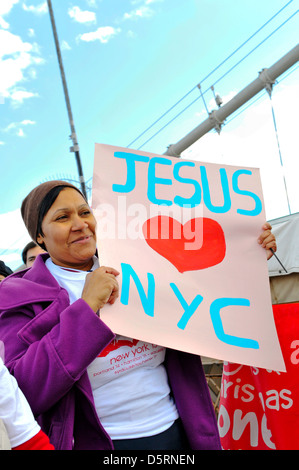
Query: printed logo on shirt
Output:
[[98, 338, 139, 357], [87, 337, 165, 389]]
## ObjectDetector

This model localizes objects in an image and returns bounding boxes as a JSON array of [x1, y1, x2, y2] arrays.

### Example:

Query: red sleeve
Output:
[[12, 430, 55, 450]]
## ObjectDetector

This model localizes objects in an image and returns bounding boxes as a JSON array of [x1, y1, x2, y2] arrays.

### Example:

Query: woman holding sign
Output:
[[0, 181, 276, 450]]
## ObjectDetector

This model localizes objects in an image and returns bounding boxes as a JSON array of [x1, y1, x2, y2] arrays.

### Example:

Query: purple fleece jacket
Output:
[[0, 253, 221, 450]]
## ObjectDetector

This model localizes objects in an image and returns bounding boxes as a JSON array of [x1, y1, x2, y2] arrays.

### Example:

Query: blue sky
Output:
[[0, 0, 298, 268]]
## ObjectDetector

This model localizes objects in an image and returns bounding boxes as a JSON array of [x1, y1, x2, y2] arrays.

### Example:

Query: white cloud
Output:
[[4, 119, 36, 132], [0, 29, 43, 103], [3, 123, 15, 132], [131, 0, 161, 4], [17, 128, 25, 137], [27, 68, 37, 79], [123, 0, 163, 22], [0, 0, 19, 16], [126, 30, 137, 39], [0, 0, 19, 29], [85, 0, 98, 7], [0, 58, 28, 95], [28, 28, 35, 37], [0, 30, 32, 58], [0, 208, 30, 270], [3, 119, 36, 137], [20, 119, 36, 125], [61, 40, 71, 51], [22, 1, 48, 15], [10, 90, 38, 104], [68, 6, 96, 24], [77, 26, 121, 44], [1, 252, 24, 268], [123, 6, 154, 21], [182, 82, 299, 221], [0, 16, 9, 29]]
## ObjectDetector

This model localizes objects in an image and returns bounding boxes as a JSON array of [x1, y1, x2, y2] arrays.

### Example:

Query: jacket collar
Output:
[[0, 253, 62, 309]]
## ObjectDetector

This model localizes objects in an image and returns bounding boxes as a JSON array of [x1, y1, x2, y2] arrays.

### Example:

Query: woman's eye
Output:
[[56, 215, 68, 221]]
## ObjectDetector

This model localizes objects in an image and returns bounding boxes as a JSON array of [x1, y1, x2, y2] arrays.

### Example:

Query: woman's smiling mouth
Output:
[[71, 235, 93, 244]]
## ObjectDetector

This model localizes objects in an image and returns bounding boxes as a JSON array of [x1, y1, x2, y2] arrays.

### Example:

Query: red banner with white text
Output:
[[219, 303, 299, 450]]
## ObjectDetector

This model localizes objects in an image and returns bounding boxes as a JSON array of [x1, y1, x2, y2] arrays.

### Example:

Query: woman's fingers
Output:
[[81, 266, 120, 312]]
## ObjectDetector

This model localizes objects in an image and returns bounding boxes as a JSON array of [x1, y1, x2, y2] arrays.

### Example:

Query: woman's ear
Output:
[[36, 234, 44, 245], [36, 235, 46, 251]]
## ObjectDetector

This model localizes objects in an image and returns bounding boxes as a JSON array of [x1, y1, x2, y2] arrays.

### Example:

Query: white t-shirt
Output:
[[0, 357, 40, 448], [45, 258, 179, 439]]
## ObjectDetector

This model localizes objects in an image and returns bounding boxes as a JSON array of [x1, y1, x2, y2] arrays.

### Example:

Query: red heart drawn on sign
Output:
[[142, 216, 226, 273]]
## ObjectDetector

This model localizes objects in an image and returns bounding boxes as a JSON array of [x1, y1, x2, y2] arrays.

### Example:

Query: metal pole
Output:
[[165, 43, 299, 157], [47, 0, 87, 199]]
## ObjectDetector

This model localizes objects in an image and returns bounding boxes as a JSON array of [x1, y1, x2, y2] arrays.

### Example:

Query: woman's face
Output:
[[37, 188, 97, 271]]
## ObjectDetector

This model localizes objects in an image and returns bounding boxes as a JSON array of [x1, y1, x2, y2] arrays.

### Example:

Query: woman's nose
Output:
[[71, 215, 88, 231]]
